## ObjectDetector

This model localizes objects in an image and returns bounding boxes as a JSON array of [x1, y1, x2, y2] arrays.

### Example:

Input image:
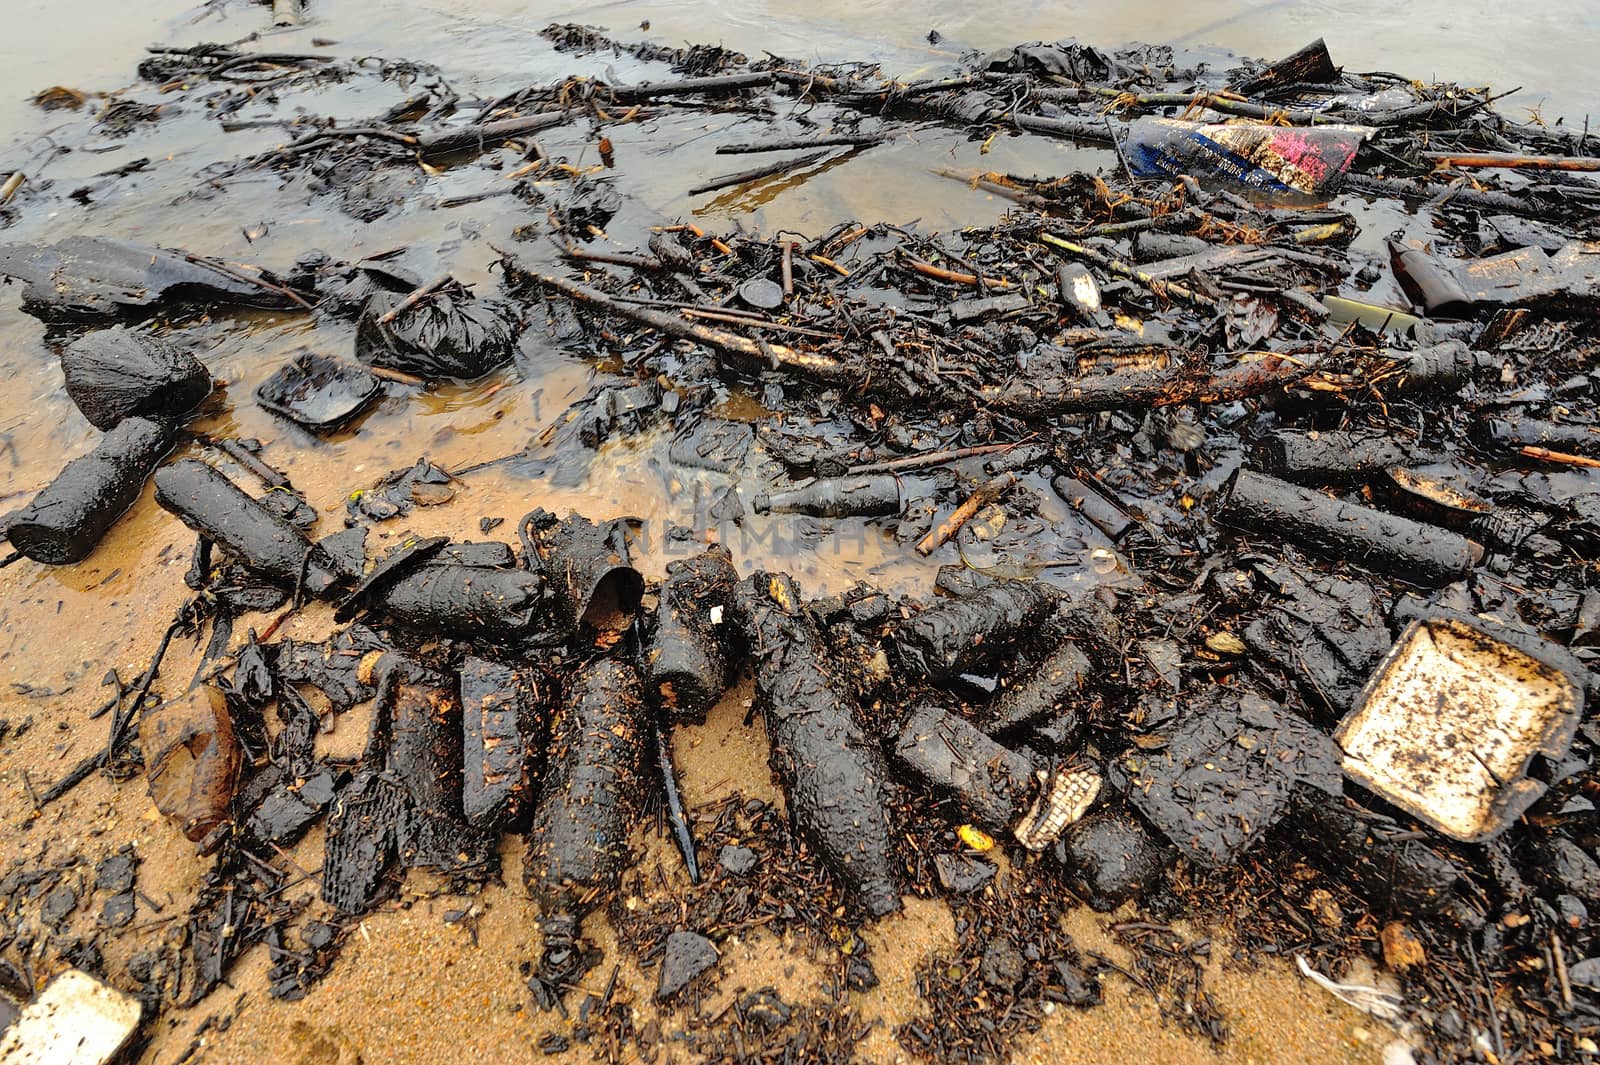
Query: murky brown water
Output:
[[0, 1, 1586, 1061]]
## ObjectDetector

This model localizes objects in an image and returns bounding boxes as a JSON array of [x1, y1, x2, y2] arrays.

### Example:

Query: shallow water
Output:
[[0, 2, 1587, 1061]]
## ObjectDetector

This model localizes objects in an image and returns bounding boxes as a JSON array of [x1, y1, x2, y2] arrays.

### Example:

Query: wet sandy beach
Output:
[[2, 2, 1595, 1062]]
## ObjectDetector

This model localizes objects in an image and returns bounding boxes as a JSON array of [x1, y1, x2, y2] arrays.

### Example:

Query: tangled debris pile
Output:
[[1, 22, 1599, 1065]]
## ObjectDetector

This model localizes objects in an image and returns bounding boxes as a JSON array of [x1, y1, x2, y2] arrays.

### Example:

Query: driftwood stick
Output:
[[181, 253, 316, 310], [901, 255, 1016, 289], [1039, 233, 1215, 308], [1423, 151, 1600, 172], [689, 150, 829, 196], [717, 133, 884, 154], [917, 473, 1018, 556], [561, 247, 667, 272], [984, 354, 1318, 416], [417, 112, 567, 158], [212, 438, 290, 489], [522, 267, 848, 380], [1519, 445, 1600, 468], [606, 71, 774, 102], [848, 442, 1021, 475]]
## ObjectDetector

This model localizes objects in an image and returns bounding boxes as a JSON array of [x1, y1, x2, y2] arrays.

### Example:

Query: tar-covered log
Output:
[[1217, 468, 1481, 585], [416, 112, 567, 159], [153, 458, 340, 595], [4, 416, 173, 564], [733, 573, 902, 918], [894, 579, 1057, 681], [523, 657, 649, 919], [460, 656, 548, 830], [644, 547, 739, 721]]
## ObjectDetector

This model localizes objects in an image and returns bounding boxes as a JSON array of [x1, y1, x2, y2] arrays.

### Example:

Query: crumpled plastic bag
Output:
[[355, 288, 519, 379], [983, 40, 1169, 84]]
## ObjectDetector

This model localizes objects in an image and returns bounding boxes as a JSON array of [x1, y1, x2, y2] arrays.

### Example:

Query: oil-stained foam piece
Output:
[[1336, 613, 1584, 842], [0, 969, 143, 1065]]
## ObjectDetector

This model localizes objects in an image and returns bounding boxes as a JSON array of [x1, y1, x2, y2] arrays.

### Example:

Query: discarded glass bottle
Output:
[[1389, 240, 1471, 316], [1257, 429, 1421, 485], [1479, 416, 1600, 455], [732, 572, 902, 918], [460, 656, 548, 831], [894, 579, 1057, 681], [153, 458, 341, 595], [1050, 475, 1134, 540], [644, 547, 739, 721], [1217, 468, 1481, 585], [893, 704, 1099, 850], [1389, 340, 1486, 394], [895, 704, 1036, 832], [751, 474, 903, 517], [979, 639, 1091, 742], [386, 658, 491, 872], [372, 563, 547, 640], [524, 657, 648, 920]]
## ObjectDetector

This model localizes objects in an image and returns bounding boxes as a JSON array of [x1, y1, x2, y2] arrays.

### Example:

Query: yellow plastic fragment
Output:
[[957, 824, 995, 852]]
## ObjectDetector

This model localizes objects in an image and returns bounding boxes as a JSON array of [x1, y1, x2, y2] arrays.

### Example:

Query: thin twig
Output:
[[377, 274, 452, 324], [917, 473, 1017, 556]]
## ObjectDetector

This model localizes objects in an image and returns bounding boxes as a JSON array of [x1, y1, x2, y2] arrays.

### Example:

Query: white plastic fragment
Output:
[[1013, 767, 1101, 851], [0, 969, 142, 1065], [1295, 955, 1405, 1023]]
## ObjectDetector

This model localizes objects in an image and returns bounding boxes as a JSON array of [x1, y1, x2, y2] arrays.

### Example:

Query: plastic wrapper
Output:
[[145, 685, 241, 843], [1125, 117, 1370, 196]]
